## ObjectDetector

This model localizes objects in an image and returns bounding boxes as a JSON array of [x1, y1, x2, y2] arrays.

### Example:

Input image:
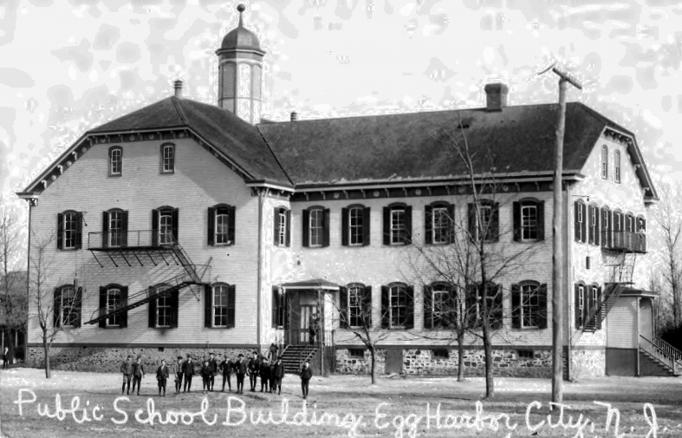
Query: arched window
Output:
[[57, 210, 83, 250], [513, 198, 545, 242], [425, 201, 455, 245], [601, 145, 609, 180], [468, 199, 499, 242], [99, 284, 128, 328], [205, 283, 235, 328], [160, 143, 175, 174], [148, 283, 178, 328], [383, 203, 412, 246], [380, 282, 414, 329], [103, 208, 128, 248], [574, 281, 602, 330], [208, 204, 235, 246], [342, 205, 370, 246], [303, 206, 329, 248], [573, 200, 586, 243], [511, 280, 547, 329], [152, 206, 178, 246], [54, 285, 81, 328], [108, 146, 122, 176], [614, 150, 621, 183], [340, 283, 371, 328], [423, 282, 458, 329]]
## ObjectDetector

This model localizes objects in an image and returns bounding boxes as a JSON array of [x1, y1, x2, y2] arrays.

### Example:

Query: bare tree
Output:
[[654, 181, 682, 329], [0, 198, 24, 362], [29, 232, 82, 378], [409, 123, 536, 398], [337, 286, 389, 384]]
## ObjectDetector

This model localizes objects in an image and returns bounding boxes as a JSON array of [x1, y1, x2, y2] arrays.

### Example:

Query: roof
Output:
[[257, 102, 620, 185], [90, 97, 290, 186], [19, 97, 657, 203]]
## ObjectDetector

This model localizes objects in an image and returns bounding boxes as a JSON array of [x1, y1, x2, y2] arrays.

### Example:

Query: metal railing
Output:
[[607, 231, 646, 253], [87, 230, 177, 249], [639, 335, 682, 375]]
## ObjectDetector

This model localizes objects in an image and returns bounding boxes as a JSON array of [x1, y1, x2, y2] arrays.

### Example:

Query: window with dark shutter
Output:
[[380, 285, 389, 328], [100, 284, 126, 328], [514, 199, 544, 242], [207, 283, 235, 328], [208, 204, 235, 246], [600, 207, 611, 248], [588, 204, 600, 245], [511, 281, 543, 329], [58, 211, 82, 250], [468, 282, 502, 329], [149, 284, 175, 328], [339, 286, 349, 328], [425, 282, 457, 329], [574, 201, 586, 243], [54, 285, 80, 328], [575, 283, 584, 329], [384, 283, 413, 329], [104, 209, 127, 248], [385, 203, 411, 246], [154, 206, 177, 246], [303, 206, 327, 248], [426, 202, 455, 245], [468, 200, 498, 242], [343, 205, 369, 247]]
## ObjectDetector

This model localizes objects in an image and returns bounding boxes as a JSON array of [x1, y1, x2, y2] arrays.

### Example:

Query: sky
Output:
[[1, 0, 681, 232]]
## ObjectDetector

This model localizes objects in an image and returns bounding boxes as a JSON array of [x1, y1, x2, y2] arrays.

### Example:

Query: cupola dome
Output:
[[219, 4, 263, 53]]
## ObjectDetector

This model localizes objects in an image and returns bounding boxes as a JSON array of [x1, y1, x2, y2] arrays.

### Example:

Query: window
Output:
[[106, 288, 121, 327], [303, 206, 329, 248], [601, 145, 608, 180], [207, 284, 235, 328], [342, 205, 370, 247], [424, 283, 458, 329], [574, 283, 602, 330], [274, 207, 290, 247], [208, 204, 235, 246], [466, 282, 503, 330], [109, 146, 122, 176], [625, 213, 635, 233], [54, 285, 81, 328], [57, 211, 82, 250], [517, 349, 534, 359], [271, 286, 288, 328], [383, 204, 412, 245], [432, 348, 449, 359], [349, 348, 365, 358], [103, 209, 128, 248], [148, 284, 178, 329], [340, 283, 371, 328], [574, 201, 587, 243], [309, 208, 324, 247], [160, 143, 175, 173], [156, 293, 171, 328], [511, 281, 547, 329], [600, 207, 611, 248], [588, 204, 600, 246], [468, 201, 499, 242], [152, 207, 178, 246], [514, 199, 544, 242], [381, 283, 414, 329], [98, 284, 127, 328], [425, 202, 454, 244], [614, 150, 621, 183]]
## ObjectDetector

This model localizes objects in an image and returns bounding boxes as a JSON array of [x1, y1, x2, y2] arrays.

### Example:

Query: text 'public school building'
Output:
[[18, 6, 679, 379]]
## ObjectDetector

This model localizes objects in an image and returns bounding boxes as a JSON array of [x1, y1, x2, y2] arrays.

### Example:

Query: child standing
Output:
[[156, 359, 169, 396], [201, 360, 212, 393]]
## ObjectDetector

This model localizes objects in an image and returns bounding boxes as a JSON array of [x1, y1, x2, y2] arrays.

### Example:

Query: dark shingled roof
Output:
[[91, 97, 291, 186], [257, 102, 628, 186]]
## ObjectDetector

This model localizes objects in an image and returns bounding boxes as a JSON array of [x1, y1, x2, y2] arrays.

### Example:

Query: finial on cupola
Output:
[[237, 4, 246, 27]]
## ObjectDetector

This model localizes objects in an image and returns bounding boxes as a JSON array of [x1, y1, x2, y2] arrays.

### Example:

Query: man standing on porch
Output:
[[300, 360, 312, 400]]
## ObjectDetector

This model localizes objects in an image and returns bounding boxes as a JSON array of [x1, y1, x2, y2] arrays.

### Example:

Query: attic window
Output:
[[109, 146, 122, 176], [160, 143, 175, 174]]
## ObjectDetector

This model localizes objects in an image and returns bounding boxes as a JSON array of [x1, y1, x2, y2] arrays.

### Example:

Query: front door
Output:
[[299, 305, 317, 345]]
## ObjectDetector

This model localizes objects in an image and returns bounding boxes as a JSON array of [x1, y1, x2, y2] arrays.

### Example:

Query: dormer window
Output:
[[109, 146, 122, 176], [160, 143, 175, 174]]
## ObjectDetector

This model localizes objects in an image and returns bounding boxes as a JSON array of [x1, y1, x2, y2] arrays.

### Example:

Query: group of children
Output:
[[119, 350, 313, 399]]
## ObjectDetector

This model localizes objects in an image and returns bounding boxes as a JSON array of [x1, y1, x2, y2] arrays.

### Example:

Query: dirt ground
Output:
[[1, 368, 681, 437]]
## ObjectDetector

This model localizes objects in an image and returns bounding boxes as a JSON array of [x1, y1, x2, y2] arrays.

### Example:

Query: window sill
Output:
[[210, 242, 234, 247], [160, 171, 175, 175], [59, 247, 80, 251], [207, 326, 234, 329], [512, 326, 541, 331], [108, 173, 122, 178], [102, 325, 124, 329]]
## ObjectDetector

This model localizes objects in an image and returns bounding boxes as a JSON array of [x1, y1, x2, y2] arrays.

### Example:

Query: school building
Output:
[[17, 6, 679, 378]]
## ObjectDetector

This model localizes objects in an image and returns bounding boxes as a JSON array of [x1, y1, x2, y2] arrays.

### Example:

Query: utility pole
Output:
[[539, 63, 582, 404]]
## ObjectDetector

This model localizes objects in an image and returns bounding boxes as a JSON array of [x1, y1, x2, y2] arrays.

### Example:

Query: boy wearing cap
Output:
[[156, 359, 170, 396], [234, 353, 247, 394], [299, 360, 312, 399], [272, 357, 285, 395], [219, 354, 233, 392], [173, 356, 184, 393], [247, 351, 259, 392], [132, 356, 145, 395], [119, 355, 134, 395], [208, 352, 218, 391]]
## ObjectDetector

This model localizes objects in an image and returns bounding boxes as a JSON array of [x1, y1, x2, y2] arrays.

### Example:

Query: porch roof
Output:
[[278, 278, 341, 291], [620, 287, 658, 298]]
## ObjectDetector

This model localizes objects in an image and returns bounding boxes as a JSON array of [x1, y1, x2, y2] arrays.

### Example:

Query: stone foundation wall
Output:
[[26, 346, 257, 373], [336, 347, 554, 378], [571, 349, 605, 379]]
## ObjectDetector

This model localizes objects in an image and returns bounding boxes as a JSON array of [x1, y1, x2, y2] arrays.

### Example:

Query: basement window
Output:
[[349, 348, 365, 358], [432, 348, 449, 359], [517, 349, 534, 359]]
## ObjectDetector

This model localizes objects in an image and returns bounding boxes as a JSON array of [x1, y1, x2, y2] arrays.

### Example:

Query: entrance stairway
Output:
[[639, 335, 682, 376], [280, 344, 317, 374]]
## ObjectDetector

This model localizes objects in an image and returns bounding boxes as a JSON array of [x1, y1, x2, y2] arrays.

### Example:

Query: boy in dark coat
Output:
[[247, 351, 259, 392], [272, 357, 285, 395], [208, 352, 218, 391], [234, 354, 247, 394], [173, 356, 183, 393], [156, 359, 170, 396], [219, 354, 233, 392], [132, 356, 145, 395], [182, 355, 194, 392], [299, 360, 312, 399], [259, 358, 270, 392], [120, 355, 134, 395], [200, 360, 212, 393]]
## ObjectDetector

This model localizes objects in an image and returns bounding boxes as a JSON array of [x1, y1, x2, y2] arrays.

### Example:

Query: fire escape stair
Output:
[[84, 242, 208, 326], [582, 282, 627, 332], [279, 344, 318, 374]]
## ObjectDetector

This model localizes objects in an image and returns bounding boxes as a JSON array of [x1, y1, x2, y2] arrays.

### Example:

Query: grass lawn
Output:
[[1, 367, 681, 437]]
